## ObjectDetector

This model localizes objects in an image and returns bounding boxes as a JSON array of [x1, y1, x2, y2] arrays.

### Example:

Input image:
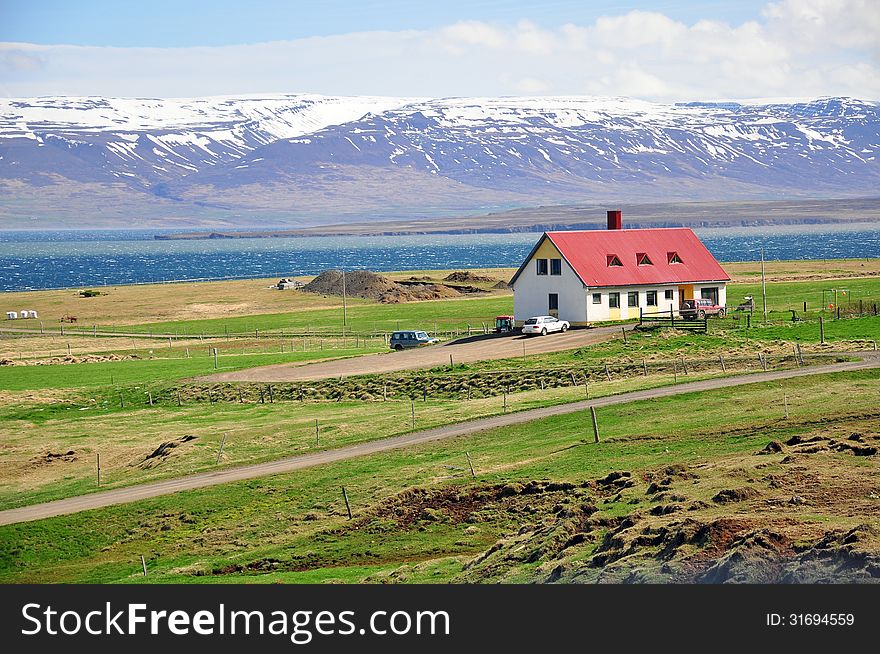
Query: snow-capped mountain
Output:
[[0, 94, 877, 227]]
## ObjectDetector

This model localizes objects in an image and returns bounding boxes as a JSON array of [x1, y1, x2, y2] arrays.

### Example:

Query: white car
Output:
[[521, 315, 570, 336]]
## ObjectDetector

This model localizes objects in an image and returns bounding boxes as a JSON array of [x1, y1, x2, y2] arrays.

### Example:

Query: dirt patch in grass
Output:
[[138, 435, 198, 469], [712, 487, 761, 504], [30, 450, 78, 467]]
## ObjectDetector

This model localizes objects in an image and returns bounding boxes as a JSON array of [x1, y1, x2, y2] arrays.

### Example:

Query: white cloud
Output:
[[0, 1, 877, 101]]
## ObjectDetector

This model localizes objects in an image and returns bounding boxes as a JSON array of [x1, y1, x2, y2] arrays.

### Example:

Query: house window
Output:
[[550, 258, 562, 275], [548, 293, 559, 311], [536, 259, 548, 275], [667, 251, 683, 264], [637, 253, 653, 266], [664, 289, 674, 300], [701, 287, 719, 304], [592, 293, 602, 304], [628, 291, 639, 307], [609, 292, 620, 309], [607, 254, 623, 267], [646, 290, 658, 306]]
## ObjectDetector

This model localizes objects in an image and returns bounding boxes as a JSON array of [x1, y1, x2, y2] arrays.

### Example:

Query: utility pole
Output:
[[341, 269, 347, 337], [761, 247, 768, 323]]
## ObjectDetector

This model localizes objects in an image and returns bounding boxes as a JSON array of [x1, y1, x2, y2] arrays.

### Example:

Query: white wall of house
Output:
[[583, 282, 728, 322], [512, 244, 588, 324]]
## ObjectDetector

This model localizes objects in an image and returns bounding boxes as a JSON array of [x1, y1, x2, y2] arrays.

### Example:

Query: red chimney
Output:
[[607, 210, 622, 230]]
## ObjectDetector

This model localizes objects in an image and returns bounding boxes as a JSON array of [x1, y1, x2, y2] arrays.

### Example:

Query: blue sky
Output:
[[0, 1, 877, 100], [2, 1, 768, 47]]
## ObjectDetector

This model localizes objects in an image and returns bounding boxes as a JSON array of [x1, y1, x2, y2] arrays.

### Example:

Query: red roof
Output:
[[514, 228, 729, 288]]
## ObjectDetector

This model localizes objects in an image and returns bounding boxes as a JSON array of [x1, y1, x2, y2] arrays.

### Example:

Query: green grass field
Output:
[[0, 368, 876, 584], [0, 343, 383, 391], [1, 354, 796, 510], [1, 264, 879, 583]]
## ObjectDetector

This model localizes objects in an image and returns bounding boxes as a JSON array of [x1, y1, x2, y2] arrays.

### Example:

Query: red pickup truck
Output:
[[680, 298, 726, 319]]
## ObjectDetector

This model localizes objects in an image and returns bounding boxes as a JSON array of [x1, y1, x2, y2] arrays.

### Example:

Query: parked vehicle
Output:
[[493, 315, 516, 333], [521, 315, 570, 336], [680, 298, 726, 320], [389, 330, 439, 350]]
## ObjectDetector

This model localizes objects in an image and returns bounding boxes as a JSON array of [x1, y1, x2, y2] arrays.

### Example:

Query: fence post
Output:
[[819, 316, 825, 344], [342, 487, 353, 519], [216, 433, 228, 464], [590, 407, 600, 443], [466, 452, 476, 478]]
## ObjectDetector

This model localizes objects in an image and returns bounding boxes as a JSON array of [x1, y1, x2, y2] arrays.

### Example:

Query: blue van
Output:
[[389, 330, 439, 350]]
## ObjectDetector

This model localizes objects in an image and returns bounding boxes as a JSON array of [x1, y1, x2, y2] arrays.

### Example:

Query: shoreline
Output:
[[152, 215, 880, 240], [3, 258, 879, 296]]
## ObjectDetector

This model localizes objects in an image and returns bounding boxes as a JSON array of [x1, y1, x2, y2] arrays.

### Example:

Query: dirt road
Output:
[[1, 352, 876, 527], [207, 325, 629, 382]]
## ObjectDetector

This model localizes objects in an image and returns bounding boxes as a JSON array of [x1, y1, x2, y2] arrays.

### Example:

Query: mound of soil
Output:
[[377, 284, 461, 304], [712, 487, 761, 504], [443, 271, 498, 283], [757, 441, 785, 455], [492, 280, 511, 289], [31, 450, 77, 466], [139, 435, 197, 468], [303, 270, 398, 300], [303, 269, 470, 303]]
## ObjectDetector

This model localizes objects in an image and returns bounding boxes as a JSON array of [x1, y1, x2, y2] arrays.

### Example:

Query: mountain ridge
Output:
[[1, 94, 877, 228]]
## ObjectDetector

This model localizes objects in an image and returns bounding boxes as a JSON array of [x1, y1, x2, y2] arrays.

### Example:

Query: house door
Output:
[[548, 293, 559, 318], [608, 292, 620, 320], [678, 285, 694, 307]]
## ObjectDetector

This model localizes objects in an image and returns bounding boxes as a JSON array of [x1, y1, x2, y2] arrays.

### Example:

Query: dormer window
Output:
[[607, 254, 623, 267], [667, 252, 683, 264], [637, 253, 653, 266]]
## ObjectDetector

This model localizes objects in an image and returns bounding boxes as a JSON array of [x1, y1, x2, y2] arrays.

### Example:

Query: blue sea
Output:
[[0, 224, 878, 292]]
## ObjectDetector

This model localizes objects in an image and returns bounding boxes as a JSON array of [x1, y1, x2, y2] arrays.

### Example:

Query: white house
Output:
[[510, 211, 730, 326]]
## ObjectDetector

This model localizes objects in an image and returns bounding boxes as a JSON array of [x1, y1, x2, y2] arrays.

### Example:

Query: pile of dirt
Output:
[[303, 270, 398, 300], [139, 435, 197, 469], [492, 280, 511, 289], [443, 271, 498, 283], [30, 450, 77, 467], [376, 283, 461, 304], [712, 487, 761, 504], [303, 269, 474, 303]]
